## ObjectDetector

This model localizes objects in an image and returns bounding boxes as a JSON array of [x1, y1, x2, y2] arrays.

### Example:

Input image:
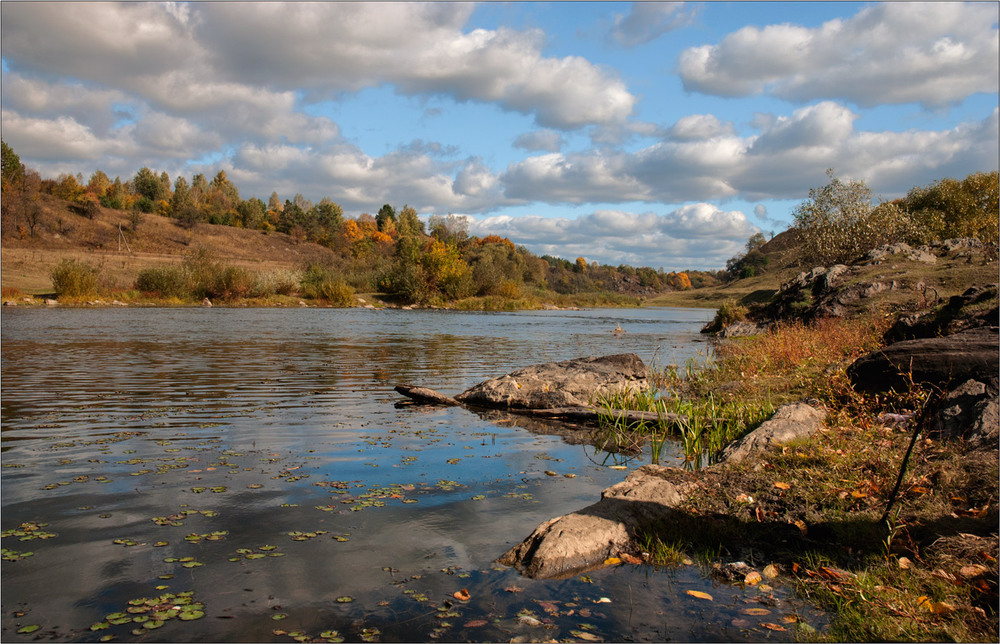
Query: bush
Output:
[[135, 266, 190, 299], [51, 259, 99, 297], [210, 265, 255, 300], [301, 264, 355, 306], [255, 269, 301, 297], [703, 300, 748, 334]]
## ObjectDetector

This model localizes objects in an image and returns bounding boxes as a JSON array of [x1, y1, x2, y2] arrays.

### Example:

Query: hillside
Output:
[[2, 193, 341, 296]]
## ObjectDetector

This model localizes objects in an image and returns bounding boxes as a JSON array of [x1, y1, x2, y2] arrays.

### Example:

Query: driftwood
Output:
[[394, 385, 689, 426], [393, 384, 460, 406]]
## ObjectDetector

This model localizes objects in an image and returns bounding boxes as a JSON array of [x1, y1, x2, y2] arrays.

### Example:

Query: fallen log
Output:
[[393, 384, 460, 406]]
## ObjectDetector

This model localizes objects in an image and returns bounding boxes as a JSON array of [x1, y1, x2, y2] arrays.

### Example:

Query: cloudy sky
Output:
[[2, 2, 997, 270]]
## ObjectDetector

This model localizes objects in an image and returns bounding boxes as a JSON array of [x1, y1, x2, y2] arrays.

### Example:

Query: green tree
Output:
[[376, 204, 397, 232], [396, 205, 425, 237], [793, 169, 915, 264]]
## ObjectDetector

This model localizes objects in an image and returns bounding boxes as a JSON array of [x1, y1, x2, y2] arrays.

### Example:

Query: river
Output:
[[1, 306, 825, 642]]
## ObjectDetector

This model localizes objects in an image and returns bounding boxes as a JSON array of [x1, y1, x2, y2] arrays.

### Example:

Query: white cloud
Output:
[[513, 130, 565, 152], [665, 114, 736, 141], [678, 2, 999, 108], [606, 2, 698, 48], [470, 204, 757, 270]]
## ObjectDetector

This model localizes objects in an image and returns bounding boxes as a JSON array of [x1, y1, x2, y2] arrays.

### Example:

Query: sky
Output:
[[1, 1, 997, 271]]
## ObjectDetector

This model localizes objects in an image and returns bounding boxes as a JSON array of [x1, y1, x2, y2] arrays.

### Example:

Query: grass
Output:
[[597, 313, 997, 641]]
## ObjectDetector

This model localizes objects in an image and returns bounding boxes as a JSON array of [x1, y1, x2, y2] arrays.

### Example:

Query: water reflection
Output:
[[2, 307, 824, 642]]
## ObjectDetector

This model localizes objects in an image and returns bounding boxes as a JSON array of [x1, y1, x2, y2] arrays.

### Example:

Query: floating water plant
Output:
[[2, 522, 56, 541]]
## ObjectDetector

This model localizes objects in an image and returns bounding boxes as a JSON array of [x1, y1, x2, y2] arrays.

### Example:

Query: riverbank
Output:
[[529, 299, 997, 640]]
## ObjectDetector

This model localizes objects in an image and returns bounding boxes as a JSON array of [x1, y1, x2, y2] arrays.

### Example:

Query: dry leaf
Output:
[[927, 601, 955, 615], [744, 571, 762, 586], [762, 563, 781, 579], [781, 615, 799, 624], [464, 620, 488, 628], [755, 506, 765, 522], [773, 482, 791, 490], [898, 557, 913, 569], [619, 553, 643, 565], [603, 557, 621, 566], [731, 618, 752, 628], [735, 493, 754, 503], [909, 486, 930, 495], [960, 564, 989, 579], [571, 631, 602, 642], [759, 622, 787, 631], [594, 597, 612, 603], [793, 519, 808, 535], [608, 465, 627, 470], [504, 585, 523, 593], [453, 589, 470, 601], [742, 607, 771, 616], [851, 490, 867, 499], [685, 590, 713, 601]]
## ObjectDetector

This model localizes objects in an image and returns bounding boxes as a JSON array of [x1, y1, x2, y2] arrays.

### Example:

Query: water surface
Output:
[[2, 307, 825, 642]]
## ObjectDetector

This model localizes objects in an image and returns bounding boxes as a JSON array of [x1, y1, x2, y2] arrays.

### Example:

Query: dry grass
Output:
[[638, 314, 998, 641], [2, 194, 341, 295]]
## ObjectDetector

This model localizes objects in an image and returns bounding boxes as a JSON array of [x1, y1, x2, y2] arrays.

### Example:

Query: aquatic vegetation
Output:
[[2, 522, 56, 541], [1, 547, 34, 561]]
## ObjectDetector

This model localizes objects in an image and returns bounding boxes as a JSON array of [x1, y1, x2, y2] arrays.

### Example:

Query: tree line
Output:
[[1, 141, 716, 305]]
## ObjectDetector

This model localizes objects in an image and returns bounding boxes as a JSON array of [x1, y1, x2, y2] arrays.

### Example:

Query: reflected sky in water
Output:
[[2, 307, 825, 642]]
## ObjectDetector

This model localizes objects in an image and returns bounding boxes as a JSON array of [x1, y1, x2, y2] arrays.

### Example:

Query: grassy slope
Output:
[[1, 194, 344, 295]]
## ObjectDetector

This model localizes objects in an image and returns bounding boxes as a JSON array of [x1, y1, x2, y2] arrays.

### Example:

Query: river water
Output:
[[1, 307, 825, 642]]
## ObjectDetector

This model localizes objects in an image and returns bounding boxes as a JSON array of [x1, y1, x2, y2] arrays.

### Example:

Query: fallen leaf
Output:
[[909, 486, 931, 495], [742, 607, 771, 616], [619, 553, 643, 565], [463, 620, 488, 628], [453, 589, 470, 601], [926, 601, 955, 615], [759, 622, 787, 631], [781, 615, 799, 624], [773, 482, 791, 490], [898, 557, 913, 569], [731, 618, 752, 628], [569, 630, 602, 642], [685, 590, 713, 601], [793, 519, 808, 535], [603, 557, 621, 566], [504, 586, 523, 593], [755, 506, 765, 522], [960, 564, 989, 579], [608, 465, 627, 471], [762, 564, 780, 579], [594, 597, 612, 604]]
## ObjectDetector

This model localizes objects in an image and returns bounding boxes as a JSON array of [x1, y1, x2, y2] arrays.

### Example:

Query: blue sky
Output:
[[2, 2, 997, 270]]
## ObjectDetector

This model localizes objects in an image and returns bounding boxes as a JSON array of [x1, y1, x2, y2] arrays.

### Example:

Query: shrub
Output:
[[255, 269, 301, 297], [703, 299, 748, 333], [301, 264, 355, 306], [50, 259, 99, 297], [210, 265, 255, 300], [135, 266, 189, 299]]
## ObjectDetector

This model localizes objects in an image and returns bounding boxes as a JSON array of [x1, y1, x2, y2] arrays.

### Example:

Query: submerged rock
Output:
[[454, 353, 650, 409]]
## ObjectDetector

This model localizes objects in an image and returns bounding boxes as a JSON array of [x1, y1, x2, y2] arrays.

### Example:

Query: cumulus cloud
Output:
[[665, 114, 737, 141], [678, 2, 999, 108], [501, 103, 997, 205], [470, 204, 757, 270], [606, 2, 698, 48], [513, 130, 565, 152]]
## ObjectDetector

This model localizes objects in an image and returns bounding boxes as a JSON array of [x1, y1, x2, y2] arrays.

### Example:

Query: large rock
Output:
[[455, 353, 649, 409], [927, 379, 999, 448], [498, 465, 691, 578], [716, 402, 826, 464], [847, 327, 999, 394]]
